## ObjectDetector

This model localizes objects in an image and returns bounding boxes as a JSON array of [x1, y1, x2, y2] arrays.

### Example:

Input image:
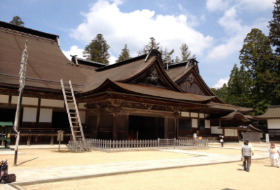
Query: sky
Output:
[[0, 0, 275, 88]]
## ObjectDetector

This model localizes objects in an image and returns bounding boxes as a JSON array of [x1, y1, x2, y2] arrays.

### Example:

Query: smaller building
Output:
[[254, 106, 280, 141]]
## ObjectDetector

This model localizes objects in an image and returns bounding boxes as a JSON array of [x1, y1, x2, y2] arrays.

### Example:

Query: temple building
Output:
[[0, 21, 253, 144], [255, 106, 280, 141]]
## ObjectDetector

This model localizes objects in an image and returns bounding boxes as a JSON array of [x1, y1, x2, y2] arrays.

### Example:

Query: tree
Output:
[[83, 34, 110, 65], [268, 0, 280, 55], [10, 16, 24, 26], [179, 43, 196, 62], [116, 44, 131, 63], [239, 28, 274, 113], [211, 83, 228, 102], [138, 37, 160, 55], [225, 64, 252, 109], [268, 0, 280, 103], [160, 46, 174, 66]]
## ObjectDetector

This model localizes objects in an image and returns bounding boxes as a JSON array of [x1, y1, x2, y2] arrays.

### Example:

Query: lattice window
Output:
[[179, 119, 192, 131], [200, 120, 205, 131]]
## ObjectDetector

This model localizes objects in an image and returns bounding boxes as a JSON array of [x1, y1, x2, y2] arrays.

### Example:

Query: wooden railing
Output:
[[67, 138, 209, 152]]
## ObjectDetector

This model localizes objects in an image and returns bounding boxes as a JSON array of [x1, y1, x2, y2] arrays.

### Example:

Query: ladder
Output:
[[60, 79, 85, 143]]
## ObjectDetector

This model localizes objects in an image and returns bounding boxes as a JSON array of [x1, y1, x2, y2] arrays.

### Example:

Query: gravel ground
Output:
[[22, 158, 279, 190]]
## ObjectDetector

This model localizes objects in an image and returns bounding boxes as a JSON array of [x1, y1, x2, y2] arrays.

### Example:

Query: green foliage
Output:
[[137, 37, 160, 55], [83, 34, 110, 65], [268, 0, 280, 55], [211, 83, 228, 102], [239, 28, 274, 114], [225, 64, 252, 109], [10, 16, 24, 26], [268, 0, 280, 101], [116, 44, 131, 63], [180, 43, 196, 62], [160, 47, 174, 66]]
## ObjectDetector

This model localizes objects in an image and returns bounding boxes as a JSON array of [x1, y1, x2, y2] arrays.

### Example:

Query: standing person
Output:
[[220, 135, 224, 147], [241, 139, 254, 172], [268, 143, 280, 168], [193, 132, 197, 140]]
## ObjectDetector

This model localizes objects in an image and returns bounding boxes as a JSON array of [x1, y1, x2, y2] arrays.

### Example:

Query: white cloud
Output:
[[63, 45, 117, 64], [109, 54, 117, 64], [206, 0, 229, 12], [62, 45, 84, 60], [70, 0, 213, 58], [206, 7, 268, 60], [212, 77, 229, 88], [206, 0, 273, 12]]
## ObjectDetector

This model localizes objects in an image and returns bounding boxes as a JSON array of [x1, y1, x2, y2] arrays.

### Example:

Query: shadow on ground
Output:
[[17, 157, 39, 166]]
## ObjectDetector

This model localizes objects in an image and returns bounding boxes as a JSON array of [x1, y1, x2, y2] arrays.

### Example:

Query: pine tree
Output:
[[225, 64, 252, 109], [160, 47, 174, 66], [268, 0, 280, 103], [180, 43, 196, 62], [138, 37, 160, 55], [10, 16, 24, 26], [116, 44, 130, 63], [175, 56, 181, 63], [211, 84, 228, 102], [83, 34, 110, 65], [239, 28, 274, 114]]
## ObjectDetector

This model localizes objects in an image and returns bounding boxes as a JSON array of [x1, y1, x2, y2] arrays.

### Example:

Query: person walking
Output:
[[241, 139, 254, 172], [268, 143, 280, 168], [220, 135, 224, 147]]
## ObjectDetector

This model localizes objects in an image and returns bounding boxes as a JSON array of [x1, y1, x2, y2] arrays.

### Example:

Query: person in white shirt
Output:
[[268, 143, 280, 168], [193, 133, 197, 140], [220, 135, 224, 147]]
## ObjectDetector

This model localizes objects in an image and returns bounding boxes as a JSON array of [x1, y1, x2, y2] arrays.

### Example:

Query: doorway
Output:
[[128, 115, 164, 140]]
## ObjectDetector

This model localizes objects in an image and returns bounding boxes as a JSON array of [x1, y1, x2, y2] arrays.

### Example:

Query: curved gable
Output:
[[120, 57, 183, 92]]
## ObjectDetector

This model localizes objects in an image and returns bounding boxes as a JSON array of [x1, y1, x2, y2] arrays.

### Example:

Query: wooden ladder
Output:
[[60, 79, 85, 143]]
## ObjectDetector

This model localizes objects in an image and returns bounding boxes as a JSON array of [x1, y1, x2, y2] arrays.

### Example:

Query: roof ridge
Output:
[[0, 21, 58, 41], [0, 27, 56, 43]]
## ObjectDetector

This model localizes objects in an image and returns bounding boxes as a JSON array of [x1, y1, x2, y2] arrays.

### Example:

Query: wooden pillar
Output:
[[113, 112, 117, 140], [36, 98, 41, 128], [164, 117, 168, 139], [96, 111, 100, 138], [50, 136, 54, 145], [27, 136, 31, 146]]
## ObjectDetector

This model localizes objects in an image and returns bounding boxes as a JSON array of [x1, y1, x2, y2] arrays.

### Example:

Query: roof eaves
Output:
[[0, 20, 58, 40]]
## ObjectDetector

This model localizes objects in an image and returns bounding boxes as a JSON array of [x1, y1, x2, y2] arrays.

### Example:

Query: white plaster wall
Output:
[[192, 119, 198, 128], [0, 95, 9, 103], [22, 97, 38, 106], [268, 119, 280, 129], [79, 111, 86, 124], [181, 111, 189, 117], [23, 107, 37, 122], [11, 96, 38, 105], [11, 96, 18, 104], [211, 126, 223, 134], [205, 120, 210, 128], [39, 108, 53, 122], [225, 129, 237, 136], [191, 112, 198, 118], [41, 99, 64, 108], [199, 113, 204, 118], [79, 103, 87, 109]]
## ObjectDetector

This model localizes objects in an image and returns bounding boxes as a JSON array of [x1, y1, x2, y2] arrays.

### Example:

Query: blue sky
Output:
[[0, 0, 275, 88]]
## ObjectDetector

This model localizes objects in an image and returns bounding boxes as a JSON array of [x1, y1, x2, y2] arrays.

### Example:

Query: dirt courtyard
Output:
[[1, 147, 278, 190], [1, 149, 195, 170], [22, 158, 279, 190]]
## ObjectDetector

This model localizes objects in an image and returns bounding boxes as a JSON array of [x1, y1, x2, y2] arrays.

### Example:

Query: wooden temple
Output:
[[255, 106, 280, 141], [0, 21, 253, 144]]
